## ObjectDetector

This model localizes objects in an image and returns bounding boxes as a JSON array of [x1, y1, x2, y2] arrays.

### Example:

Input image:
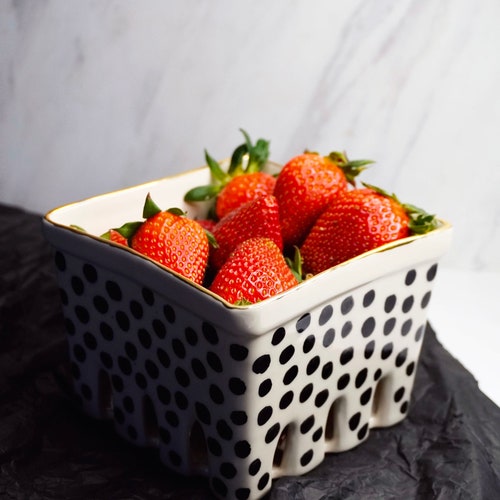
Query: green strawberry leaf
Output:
[[285, 246, 304, 283], [143, 193, 163, 218], [101, 221, 143, 240], [70, 224, 87, 232], [205, 150, 230, 184], [166, 207, 187, 216], [228, 143, 248, 176], [184, 184, 221, 202], [204, 228, 219, 249]]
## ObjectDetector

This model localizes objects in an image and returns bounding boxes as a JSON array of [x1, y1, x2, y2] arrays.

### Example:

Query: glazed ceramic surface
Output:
[[43, 166, 452, 500]]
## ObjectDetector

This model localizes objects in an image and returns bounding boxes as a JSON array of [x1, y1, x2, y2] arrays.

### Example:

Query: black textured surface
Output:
[[1, 204, 499, 499]]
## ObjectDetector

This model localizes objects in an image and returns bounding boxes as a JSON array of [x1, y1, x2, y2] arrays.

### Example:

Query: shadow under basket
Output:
[[43, 166, 453, 500]]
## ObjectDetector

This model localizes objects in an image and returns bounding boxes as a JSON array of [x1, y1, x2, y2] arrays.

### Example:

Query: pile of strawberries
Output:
[[101, 130, 438, 305]]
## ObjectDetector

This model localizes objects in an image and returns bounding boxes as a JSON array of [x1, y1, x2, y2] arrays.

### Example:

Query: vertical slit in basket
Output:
[[325, 398, 341, 442], [189, 421, 209, 474], [142, 394, 159, 444], [273, 424, 290, 470], [98, 369, 113, 418], [372, 377, 386, 418]]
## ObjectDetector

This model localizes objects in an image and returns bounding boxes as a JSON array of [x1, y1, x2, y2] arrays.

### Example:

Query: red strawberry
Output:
[[196, 218, 217, 233], [215, 171, 276, 219], [130, 194, 209, 285], [210, 237, 299, 304], [184, 129, 271, 220], [274, 151, 373, 247], [210, 194, 282, 270], [108, 229, 129, 246], [300, 185, 438, 274]]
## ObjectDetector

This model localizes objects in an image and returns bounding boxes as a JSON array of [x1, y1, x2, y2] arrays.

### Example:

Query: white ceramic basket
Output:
[[43, 165, 452, 500]]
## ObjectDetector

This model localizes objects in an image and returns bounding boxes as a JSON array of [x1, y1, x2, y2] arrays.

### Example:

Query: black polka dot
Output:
[[195, 402, 211, 425], [207, 437, 222, 456], [341, 321, 352, 338], [384, 317, 396, 335], [112, 374, 124, 392], [395, 348, 408, 367], [184, 327, 198, 346], [323, 328, 335, 347], [231, 411, 248, 425], [303, 334, 315, 353], [142, 287, 154, 306], [300, 450, 313, 467], [300, 384, 313, 403], [165, 410, 179, 427], [129, 300, 143, 319], [113, 406, 125, 424], [105, 280, 122, 301], [279, 391, 294, 409], [405, 269, 417, 286], [279, 345, 295, 365], [138, 328, 152, 348], [415, 324, 425, 342], [82, 263, 97, 282], [360, 387, 372, 406], [172, 339, 186, 359], [235, 489, 250, 500], [100, 351, 113, 369], [349, 412, 361, 430], [300, 415, 315, 434], [249, 459, 261, 476], [341, 296, 354, 315], [207, 351, 223, 373], [361, 317, 376, 337], [175, 367, 190, 387], [406, 362, 415, 376], [202, 322, 218, 344], [81, 384, 92, 400], [83, 332, 97, 350], [145, 359, 160, 379], [364, 340, 375, 359], [75, 305, 90, 324], [340, 347, 354, 365], [315, 389, 329, 407], [258, 472, 270, 491], [229, 377, 246, 395], [381, 342, 393, 360], [296, 313, 311, 333], [402, 296, 414, 313], [55, 252, 66, 271], [322, 361, 333, 380], [163, 304, 176, 323], [421, 291, 432, 309], [363, 289, 376, 307], [174, 391, 188, 410], [118, 356, 132, 375], [337, 374, 350, 390], [307, 356, 321, 375], [384, 295, 396, 313], [234, 440, 251, 458], [93, 295, 109, 314], [319, 304, 333, 325], [135, 372, 147, 389], [283, 365, 299, 385], [259, 378, 272, 397], [212, 478, 227, 497], [230, 343, 248, 361], [272, 327, 286, 345], [124, 341, 138, 360], [157, 347, 170, 368], [116, 311, 130, 331], [401, 318, 413, 336], [374, 368, 382, 381], [209, 384, 224, 404], [253, 354, 271, 374], [152, 319, 166, 339], [59, 288, 68, 306], [355, 368, 368, 388], [159, 427, 171, 444], [400, 401, 409, 414], [65, 318, 75, 336], [123, 396, 135, 413], [157, 385, 171, 405], [257, 406, 273, 425], [394, 387, 405, 402], [217, 420, 233, 440], [265, 423, 280, 443], [191, 358, 207, 379], [71, 276, 84, 295], [357, 423, 369, 440], [313, 427, 323, 442], [220, 462, 237, 479], [427, 263, 438, 281]]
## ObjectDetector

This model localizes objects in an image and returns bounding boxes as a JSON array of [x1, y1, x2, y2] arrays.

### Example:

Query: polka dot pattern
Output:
[[52, 249, 438, 500]]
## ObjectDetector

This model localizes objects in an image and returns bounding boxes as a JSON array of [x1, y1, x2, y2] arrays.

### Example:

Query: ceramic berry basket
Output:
[[43, 164, 452, 500]]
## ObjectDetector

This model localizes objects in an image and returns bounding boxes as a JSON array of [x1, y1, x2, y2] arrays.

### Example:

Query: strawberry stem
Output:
[[330, 151, 374, 186], [286, 246, 304, 283]]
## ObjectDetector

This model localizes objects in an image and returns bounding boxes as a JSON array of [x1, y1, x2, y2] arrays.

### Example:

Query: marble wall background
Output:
[[1, 0, 499, 272]]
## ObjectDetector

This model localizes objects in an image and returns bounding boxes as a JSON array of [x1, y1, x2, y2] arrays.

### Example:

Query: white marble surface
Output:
[[1, 2, 499, 404]]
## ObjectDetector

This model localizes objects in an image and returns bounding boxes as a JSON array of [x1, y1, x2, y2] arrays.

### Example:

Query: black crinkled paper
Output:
[[1, 204, 499, 499]]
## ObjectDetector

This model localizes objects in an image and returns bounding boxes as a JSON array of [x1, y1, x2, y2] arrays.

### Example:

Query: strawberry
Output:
[[184, 129, 271, 219], [300, 184, 438, 274], [209, 237, 299, 304], [130, 194, 209, 285], [274, 151, 373, 247], [210, 194, 282, 270]]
